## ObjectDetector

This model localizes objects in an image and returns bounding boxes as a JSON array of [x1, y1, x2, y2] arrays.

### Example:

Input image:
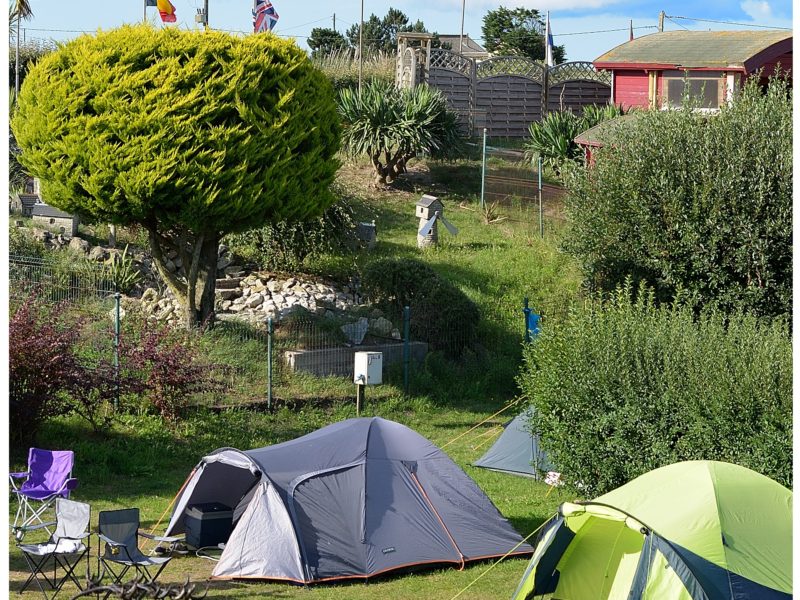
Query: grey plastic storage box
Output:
[[185, 502, 233, 549]]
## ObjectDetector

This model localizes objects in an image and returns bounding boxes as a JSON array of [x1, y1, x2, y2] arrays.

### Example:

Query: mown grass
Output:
[[9, 156, 582, 599], [9, 400, 576, 600]]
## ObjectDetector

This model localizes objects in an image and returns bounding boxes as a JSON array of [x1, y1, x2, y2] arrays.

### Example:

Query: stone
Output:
[[391, 328, 402, 340], [158, 305, 174, 320], [371, 317, 393, 336], [69, 237, 90, 253], [271, 293, 285, 306], [88, 246, 107, 261], [246, 293, 264, 309], [216, 289, 241, 301], [217, 256, 232, 270], [267, 280, 280, 292], [224, 266, 244, 276], [215, 277, 242, 290], [315, 306, 327, 316], [222, 300, 232, 311], [141, 288, 159, 303], [370, 308, 385, 319], [242, 288, 251, 298], [167, 249, 178, 260], [341, 317, 369, 345], [282, 278, 298, 291], [218, 243, 228, 256]]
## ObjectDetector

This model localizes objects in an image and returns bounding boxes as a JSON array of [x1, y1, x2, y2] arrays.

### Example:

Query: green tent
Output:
[[512, 461, 792, 600]]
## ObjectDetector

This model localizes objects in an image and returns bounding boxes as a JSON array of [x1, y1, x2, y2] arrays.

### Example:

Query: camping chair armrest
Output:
[[139, 531, 184, 543], [9, 472, 28, 491], [97, 533, 125, 548], [15, 521, 57, 535], [63, 478, 79, 492], [10, 471, 28, 479]]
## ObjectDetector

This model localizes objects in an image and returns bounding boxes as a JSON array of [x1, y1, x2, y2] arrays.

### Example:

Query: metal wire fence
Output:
[[9, 255, 576, 411]]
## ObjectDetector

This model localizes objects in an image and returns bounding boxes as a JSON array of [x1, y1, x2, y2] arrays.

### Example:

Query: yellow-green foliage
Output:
[[12, 25, 341, 235]]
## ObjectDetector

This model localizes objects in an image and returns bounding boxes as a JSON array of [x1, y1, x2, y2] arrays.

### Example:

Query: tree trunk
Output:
[[146, 227, 219, 331]]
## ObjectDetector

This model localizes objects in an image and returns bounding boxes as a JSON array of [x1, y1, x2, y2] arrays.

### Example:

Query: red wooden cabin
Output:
[[593, 30, 792, 110]]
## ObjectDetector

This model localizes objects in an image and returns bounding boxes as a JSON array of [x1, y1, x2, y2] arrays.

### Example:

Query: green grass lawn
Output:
[[9, 401, 575, 600], [9, 156, 581, 599]]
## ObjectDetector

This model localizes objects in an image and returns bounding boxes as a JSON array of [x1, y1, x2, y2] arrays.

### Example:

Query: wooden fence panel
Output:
[[547, 80, 611, 114], [475, 76, 543, 138]]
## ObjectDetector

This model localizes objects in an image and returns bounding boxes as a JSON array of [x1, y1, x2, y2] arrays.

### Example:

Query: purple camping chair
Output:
[[10, 448, 78, 540]]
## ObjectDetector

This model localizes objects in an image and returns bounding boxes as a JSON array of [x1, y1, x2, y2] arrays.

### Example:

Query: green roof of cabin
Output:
[[594, 30, 792, 71], [574, 114, 644, 147]]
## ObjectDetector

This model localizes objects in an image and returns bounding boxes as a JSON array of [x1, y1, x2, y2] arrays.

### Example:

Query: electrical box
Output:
[[354, 352, 383, 385]]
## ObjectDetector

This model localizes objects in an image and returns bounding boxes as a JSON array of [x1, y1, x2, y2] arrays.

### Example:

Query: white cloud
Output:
[[740, 0, 773, 20]]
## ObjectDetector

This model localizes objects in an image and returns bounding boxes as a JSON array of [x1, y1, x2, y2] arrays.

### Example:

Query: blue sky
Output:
[[8, 0, 795, 61]]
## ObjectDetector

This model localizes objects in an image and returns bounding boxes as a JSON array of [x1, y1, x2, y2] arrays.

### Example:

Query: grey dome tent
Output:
[[164, 417, 532, 583], [473, 410, 552, 479]]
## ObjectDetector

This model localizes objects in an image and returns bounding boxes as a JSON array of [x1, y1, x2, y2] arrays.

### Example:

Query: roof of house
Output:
[[438, 34, 489, 56], [594, 30, 792, 72], [574, 113, 646, 148], [14, 193, 40, 207], [31, 203, 75, 219]]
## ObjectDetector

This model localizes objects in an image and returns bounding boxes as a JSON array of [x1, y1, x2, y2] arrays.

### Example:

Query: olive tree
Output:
[[13, 25, 341, 328]]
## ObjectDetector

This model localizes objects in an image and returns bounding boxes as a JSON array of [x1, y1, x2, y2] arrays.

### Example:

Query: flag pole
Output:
[[459, 0, 465, 54], [204, 0, 209, 29], [358, 0, 364, 94], [143, 0, 147, 23]]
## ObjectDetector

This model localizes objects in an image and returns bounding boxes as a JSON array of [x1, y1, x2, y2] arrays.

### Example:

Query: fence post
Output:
[[403, 306, 411, 395], [523, 297, 531, 344], [480, 128, 487, 210], [267, 317, 274, 411], [114, 292, 121, 411], [538, 156, 544, 238]]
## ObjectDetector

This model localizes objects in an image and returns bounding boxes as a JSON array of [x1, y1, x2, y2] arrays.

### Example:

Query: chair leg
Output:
[[20, 553, 57, 600]]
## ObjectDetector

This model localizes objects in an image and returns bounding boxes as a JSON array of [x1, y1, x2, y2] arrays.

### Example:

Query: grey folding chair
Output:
[[18, 498, 91, 600], [96, 508, 179, 585]]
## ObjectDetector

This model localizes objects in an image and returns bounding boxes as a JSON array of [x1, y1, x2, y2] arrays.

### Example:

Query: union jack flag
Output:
[[253, 0, 279, 33]]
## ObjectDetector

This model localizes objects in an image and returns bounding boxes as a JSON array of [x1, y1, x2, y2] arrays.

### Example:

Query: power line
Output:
[[667, 14, 791, 30], [665, 16, 691, 31], [554, 25, 658, 37]]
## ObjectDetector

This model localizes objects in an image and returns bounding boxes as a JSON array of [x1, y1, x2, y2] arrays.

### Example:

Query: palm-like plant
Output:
[[338, 80, 462, 186]]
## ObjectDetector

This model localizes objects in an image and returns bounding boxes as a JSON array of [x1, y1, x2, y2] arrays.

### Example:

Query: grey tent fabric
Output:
[[165, 417, 532, 583], [473, 410, 552, 479]]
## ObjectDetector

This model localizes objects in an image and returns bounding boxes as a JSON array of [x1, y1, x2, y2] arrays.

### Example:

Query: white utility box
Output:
[[354, 352, 383, 385]]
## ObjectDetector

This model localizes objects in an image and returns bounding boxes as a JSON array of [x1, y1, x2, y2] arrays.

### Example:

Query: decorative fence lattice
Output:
[[409, 49, 612, 137]]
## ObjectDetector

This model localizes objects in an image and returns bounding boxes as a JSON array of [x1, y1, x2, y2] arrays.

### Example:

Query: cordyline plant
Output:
[[13, 25, 341, 329], [338, 80, 462, 186]]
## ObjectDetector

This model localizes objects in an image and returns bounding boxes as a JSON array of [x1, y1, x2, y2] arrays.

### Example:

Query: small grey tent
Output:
[[473, 410, 551, 479], [165, 417, 532, 583]]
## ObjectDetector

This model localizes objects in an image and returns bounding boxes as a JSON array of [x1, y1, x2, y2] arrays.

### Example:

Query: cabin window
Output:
[[662, 71, 724, 109]]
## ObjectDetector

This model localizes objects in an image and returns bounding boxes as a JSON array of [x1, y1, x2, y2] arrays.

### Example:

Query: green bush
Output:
[[225, 196, 357, 271], [518, 284, 792, 495], [563, 75, 792, 318], [524, 104, 625, 173], [362, 258, 479, 356]]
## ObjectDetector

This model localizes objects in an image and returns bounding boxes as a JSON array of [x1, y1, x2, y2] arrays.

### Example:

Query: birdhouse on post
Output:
[[416, 194, 457, 248]]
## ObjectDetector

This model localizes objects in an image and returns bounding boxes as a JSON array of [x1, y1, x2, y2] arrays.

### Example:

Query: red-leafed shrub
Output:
[[122, 317, 222, 422], [9, 298, 81, 443]]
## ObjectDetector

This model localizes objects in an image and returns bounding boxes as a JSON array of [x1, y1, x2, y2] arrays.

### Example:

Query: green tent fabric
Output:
[[512, 461, 792, 600]]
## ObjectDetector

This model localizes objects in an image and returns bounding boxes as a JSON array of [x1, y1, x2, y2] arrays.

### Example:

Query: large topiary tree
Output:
[[13, 25, 341, 328]]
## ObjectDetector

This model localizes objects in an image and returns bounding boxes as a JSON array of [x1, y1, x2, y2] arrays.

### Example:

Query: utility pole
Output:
[[333, 13, 336, 32], [358, 0, 364, 93], [459, 0, 465, 55], [143, 0, 147, 23], [204, 0, 209, 29], [15, 14, 20, 100], [658, 10, 665, 32]]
